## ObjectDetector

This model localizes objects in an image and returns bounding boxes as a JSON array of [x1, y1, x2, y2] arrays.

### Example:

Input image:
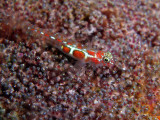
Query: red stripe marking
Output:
[[44, 33, 50, 37], [90, 58, 100, 64], [99, 51, 104, 56], [96, 53, 102, 59], [73, 50, 85, 59], [96, 51, 104, 59], [87, 50, 95, 56], [67, 43, 72, 45], [85, 57, 91, 62], [62, 46, 70, 53], [57, 39, 62, 42]]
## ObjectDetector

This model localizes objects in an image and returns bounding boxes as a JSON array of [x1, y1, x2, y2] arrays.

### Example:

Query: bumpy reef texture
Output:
[[0, 0, 160, 120]]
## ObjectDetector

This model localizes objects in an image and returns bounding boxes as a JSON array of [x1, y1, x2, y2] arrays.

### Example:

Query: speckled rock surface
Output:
[[0, 0, 160, 120]]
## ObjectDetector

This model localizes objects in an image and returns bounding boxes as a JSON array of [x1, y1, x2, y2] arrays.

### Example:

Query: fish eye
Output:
[[103, 56, 109, 63], [103, 52, 113, 64]]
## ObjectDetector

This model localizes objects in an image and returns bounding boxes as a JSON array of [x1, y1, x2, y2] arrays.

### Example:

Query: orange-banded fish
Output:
[[28, 26, 114, 67]]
